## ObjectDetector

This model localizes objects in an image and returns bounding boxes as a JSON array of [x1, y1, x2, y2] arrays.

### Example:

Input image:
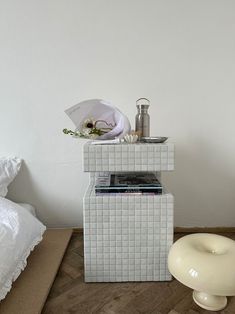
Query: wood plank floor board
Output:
[[65, 283, 146, 314], [171, 291, 200, 314], [149, 283, 191, 314], [42, 233, 235, 314], [119, 284, 173, 314], [88, 282, 158, 314], [60, 252, 83, 279]]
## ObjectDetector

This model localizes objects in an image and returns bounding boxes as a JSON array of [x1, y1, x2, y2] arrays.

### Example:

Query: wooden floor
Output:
[[42, 233, 235, 314]]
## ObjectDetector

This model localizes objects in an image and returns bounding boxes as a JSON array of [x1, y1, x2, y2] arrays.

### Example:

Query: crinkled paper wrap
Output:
[[65, 99, 131, 140]]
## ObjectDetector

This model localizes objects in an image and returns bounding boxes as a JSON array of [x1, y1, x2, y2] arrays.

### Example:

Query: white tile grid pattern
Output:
[[83, 179, 174, 282], [83, 143, 174, 172]]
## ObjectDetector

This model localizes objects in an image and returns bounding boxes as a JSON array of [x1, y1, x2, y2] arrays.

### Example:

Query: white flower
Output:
[[88, 133, 99, 139], [81, 128, 91, 135], [82, 118, 96, 129]]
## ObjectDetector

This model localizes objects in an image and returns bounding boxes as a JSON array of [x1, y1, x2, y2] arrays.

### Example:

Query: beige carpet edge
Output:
[[37, 229, 73, 314]]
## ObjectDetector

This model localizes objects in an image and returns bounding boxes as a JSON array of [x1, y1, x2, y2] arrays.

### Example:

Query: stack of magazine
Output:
[[95, 172, 162, 195]]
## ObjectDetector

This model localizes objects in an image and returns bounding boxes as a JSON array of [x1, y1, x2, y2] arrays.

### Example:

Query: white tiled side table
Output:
[[83, 142, 174, 282]]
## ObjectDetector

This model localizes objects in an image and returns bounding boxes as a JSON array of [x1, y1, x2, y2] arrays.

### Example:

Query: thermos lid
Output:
[[136, 98, 150, 109]]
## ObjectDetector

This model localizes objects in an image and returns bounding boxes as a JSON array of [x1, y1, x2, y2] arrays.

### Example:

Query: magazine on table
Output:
[[95, 172, 162, 195]]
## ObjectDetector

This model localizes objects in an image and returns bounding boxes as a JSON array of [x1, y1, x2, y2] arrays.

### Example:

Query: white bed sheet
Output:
[[0, 197, 46, 301], [17, 203, 36, 217]]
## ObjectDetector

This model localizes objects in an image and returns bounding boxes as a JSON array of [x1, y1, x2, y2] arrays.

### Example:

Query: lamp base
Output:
[[193, 290, 227, 311]]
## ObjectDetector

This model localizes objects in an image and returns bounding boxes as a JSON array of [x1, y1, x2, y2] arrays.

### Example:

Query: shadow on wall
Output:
[[163, 137, 235, 227], [7, 161, 85, 228], [7, 161, 35, 202]]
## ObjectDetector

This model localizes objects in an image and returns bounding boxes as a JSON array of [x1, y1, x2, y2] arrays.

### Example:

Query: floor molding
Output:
[[73, 227, 235, 234], [174, 227, 235, 233], [73, 228, 83, 234]]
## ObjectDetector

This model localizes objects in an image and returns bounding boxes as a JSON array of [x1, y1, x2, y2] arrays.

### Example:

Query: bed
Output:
[[0, 200, 72, 314], [0, 157, 72, 313]]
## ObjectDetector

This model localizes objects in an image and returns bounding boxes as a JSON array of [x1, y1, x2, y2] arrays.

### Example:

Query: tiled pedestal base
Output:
[[83, 178, 173, 282]]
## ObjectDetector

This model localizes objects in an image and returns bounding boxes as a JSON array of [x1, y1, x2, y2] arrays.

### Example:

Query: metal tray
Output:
[[140, 137, 168, 143]]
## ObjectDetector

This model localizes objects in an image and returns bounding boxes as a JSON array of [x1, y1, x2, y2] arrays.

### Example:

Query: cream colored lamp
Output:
[[168, 233, 235, 311]]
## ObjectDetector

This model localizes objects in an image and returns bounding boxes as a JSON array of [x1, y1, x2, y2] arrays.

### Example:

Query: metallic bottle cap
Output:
[[136, 98, 150, 109]]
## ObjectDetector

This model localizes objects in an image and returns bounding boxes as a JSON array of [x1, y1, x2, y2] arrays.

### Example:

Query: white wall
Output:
[[1, 0, 235, 227]]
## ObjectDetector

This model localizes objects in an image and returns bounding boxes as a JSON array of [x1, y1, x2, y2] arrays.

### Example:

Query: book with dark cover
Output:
[[95, 173, 162, 194]]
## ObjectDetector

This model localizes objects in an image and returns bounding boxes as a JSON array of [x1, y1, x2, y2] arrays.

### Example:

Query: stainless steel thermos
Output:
[[135, 98, 150, 138]]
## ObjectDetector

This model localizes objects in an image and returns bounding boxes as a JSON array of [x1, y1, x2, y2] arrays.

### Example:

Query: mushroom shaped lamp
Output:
[[168, 233, 235, 311]]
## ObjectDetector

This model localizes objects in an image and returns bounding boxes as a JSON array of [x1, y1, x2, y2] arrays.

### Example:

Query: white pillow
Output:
[[17, 203, 36, 217], [0, 197, 46, 301], [0, 157, 22, 197]]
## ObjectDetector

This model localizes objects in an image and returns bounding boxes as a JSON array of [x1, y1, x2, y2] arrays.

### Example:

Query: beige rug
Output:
[[0, 229, 73, 314]]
